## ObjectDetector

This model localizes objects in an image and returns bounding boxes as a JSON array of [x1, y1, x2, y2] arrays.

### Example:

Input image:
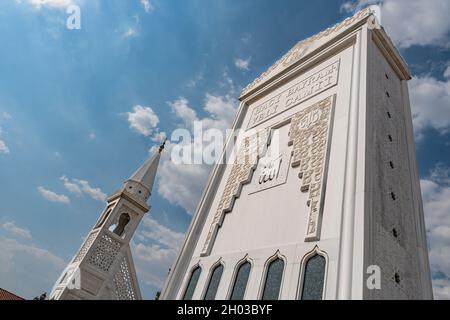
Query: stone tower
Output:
[[50, 143, 164, 300], [161, 8, 433, 300]]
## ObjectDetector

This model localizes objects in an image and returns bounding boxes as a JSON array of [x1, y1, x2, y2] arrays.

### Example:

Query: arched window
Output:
[[203, 264, 224, 300], [229, 261, 251, 300], [112, 213, 130, 237], [183, 266, 202, 300], [301, 254, 326, 300], [261, 257, 284, 300]]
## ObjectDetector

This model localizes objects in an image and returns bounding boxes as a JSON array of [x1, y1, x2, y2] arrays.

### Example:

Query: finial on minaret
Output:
[[158, 138, 167, 154]]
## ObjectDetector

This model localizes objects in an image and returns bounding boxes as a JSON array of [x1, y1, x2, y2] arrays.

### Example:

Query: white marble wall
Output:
[[162, 11, 432, 300]]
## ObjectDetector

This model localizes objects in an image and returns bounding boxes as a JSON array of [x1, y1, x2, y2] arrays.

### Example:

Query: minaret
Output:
[[50, 142, 165, 300]]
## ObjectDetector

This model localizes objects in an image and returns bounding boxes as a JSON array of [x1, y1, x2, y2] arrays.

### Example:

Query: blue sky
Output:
[[0, 0, 449, 299]]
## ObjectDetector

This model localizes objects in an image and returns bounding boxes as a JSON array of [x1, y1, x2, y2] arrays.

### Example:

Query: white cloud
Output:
[[169, 94, 236, 133], [241, 34, 252, 44], [127, 105, 160, 137], [160, 91, 238, 214], [421, 164, 450, 299], [132, 216, 184, 290], [204, 93, 237, 131], [187, 72, 204, 88], [0, 237, 65, 299], [433, 278, 450, 300], [234, 57, 251, 71], [1, 112, 12, 120], [151, 131, 167, 143], [0, 139, 9, 154], [140, 216, 184, 250], [140, 0, 153, 13], [27, 0, 74, 9], [60, 176, 82, 196], [409, 73, 450, 139], [341, 0, 450, 48], [0, 126, 9, 154], [89, 132, 96, 140], [158, 159, 212, 214], [75, 179, 107, 202], [38, 186, 70, 204], [124, 26, 138, 38], [1, 222, 32, 240], [60, 176, 106, 202], [133, 243, 177, 290], [169, 97, 198, 127], [444, 66, 450, 79]]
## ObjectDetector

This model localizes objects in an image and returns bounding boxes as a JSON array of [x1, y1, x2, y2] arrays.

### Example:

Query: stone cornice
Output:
[[107, 190, 149, 213], [239, 7, 410, 100]]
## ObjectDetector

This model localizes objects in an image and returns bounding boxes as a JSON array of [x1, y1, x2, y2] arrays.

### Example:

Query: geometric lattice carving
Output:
[[113, 257, 136, 300], [87, 233, 121, 273], [73, 230, 99, 263], [200, 129, 269, 256], [288, 95, 334, 241]]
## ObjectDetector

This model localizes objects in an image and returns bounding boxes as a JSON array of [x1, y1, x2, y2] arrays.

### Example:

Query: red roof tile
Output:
[[0, 288, 24, 300]]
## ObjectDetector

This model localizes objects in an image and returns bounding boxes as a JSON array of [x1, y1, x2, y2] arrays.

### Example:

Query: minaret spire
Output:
[[127, 140, 166, 196]]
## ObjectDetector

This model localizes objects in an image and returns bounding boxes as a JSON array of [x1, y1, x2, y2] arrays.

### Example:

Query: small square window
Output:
[[394, 272, 401, 284], [392, 228, 398, 238]]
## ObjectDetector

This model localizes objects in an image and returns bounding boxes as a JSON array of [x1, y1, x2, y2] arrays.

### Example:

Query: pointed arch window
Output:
[[261, 257, 285, 300], [300, 254, 326, 300], [183, 266, 202, 300], [112, 213, 131, 237], [230, 261, 251, 300], [203, 263, 224, 300]]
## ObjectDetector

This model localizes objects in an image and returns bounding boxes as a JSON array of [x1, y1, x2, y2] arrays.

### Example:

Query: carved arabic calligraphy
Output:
[[258, 154, 282, 184], [288, 95, 335, 241], [247, 60, 339, 129]]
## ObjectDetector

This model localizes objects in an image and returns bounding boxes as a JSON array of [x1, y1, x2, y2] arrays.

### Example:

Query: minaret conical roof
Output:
[[127, 141, 166, 195]]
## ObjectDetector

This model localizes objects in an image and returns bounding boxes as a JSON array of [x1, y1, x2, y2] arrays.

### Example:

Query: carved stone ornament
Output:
[[288, 95, 335, 241], [240, 7, 371, 98], [200, 129, 269, 256], [247, 60, 339, 129]]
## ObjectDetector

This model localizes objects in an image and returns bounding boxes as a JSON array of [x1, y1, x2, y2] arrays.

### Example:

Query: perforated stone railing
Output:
[[87, 233, 121, 273], [113, 257, 136, 300], [73, 230, 99, 263]]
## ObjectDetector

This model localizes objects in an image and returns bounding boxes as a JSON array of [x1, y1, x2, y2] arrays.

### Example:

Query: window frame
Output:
[[201, 259, 225, 300], [296, 246, 328, 300], [226, 255, 253, 300], [181, 262, 203, 300], [258, 251, 286, 300]]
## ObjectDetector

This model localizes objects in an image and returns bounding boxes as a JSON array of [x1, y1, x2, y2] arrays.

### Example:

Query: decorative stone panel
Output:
[[88, 233, 121, 273], [288, 95, 334, 241], [113, 257, 136, 300], [73, 230, 99, 263], [201, 129, 269, 256]]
